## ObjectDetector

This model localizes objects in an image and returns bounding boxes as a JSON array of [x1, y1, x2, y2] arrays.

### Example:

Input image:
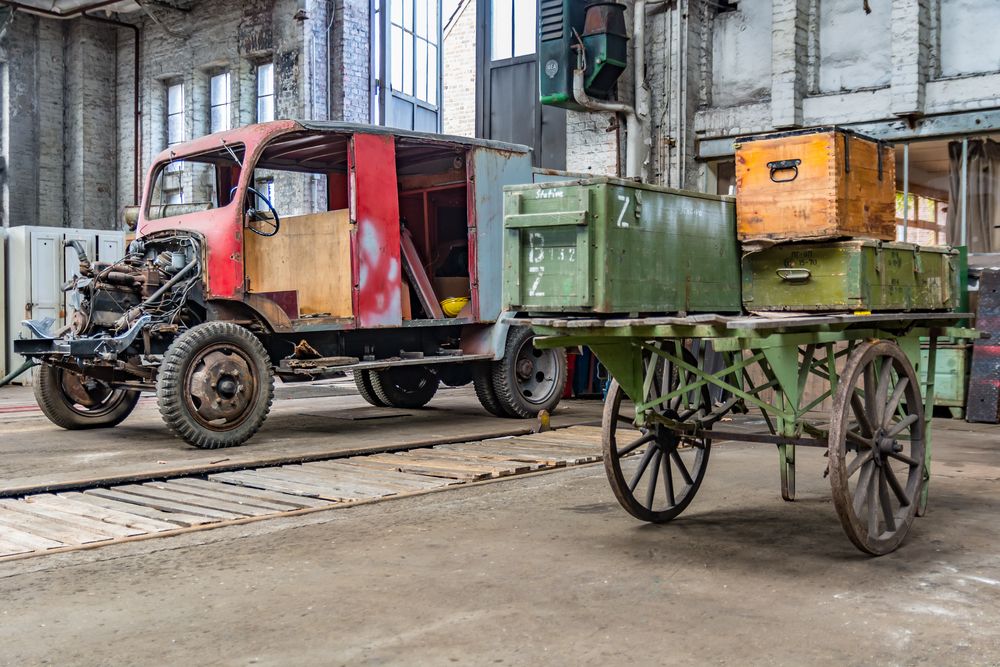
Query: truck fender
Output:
[[460, 311, 518, 361], [206, 296, 293, 333]]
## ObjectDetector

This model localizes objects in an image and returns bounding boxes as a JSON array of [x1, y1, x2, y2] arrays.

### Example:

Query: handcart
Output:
[[520, 311, 978, 555]]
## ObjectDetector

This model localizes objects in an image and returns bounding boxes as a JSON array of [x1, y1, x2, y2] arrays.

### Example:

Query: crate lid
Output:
[[771, 239, 958, 255], [734, 125, 893, 148], [503, 175, 735, 203]]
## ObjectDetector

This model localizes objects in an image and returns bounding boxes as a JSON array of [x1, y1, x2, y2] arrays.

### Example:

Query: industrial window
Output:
[[373, 0, 442, 130], [166, 82, 185, 147], [389, 0, 439, 104], [210, 72, 232, 133], [165, 82, 185, 185], [896, 193, 948, 246], [257, 62, 275, 122], [490, 0, 536, 61]]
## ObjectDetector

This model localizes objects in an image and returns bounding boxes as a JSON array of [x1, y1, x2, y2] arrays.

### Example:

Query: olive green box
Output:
[[741, 240, 960, 312], [502, 177, 742, 314]]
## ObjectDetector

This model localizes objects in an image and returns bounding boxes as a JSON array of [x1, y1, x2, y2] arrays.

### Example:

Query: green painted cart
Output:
[[520, 311, 977, 555]]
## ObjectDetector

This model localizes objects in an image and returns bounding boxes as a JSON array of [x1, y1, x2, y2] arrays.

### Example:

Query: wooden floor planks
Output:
[[0, 426, 603, 559]]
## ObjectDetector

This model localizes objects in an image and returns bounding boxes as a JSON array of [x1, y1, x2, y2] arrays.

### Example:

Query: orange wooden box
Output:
[[734, 127, 896, 243]]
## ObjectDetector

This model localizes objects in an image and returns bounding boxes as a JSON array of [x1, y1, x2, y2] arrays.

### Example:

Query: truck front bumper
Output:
[[13, 315, 151, 360]]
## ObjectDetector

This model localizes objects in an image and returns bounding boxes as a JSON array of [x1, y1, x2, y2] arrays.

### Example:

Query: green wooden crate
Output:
[[503, 177, 742, 314], [742, 240, 960, 312], [919, 344, 968, 411]]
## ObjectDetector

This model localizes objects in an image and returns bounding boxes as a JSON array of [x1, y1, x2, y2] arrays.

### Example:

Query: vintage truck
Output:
[[15, 121, 567, 448]]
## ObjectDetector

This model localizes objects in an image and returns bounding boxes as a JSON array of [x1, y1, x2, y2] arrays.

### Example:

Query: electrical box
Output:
[[6, 226, 126, 384], [539, 0, 589, 110], [539, 1, 629, 110]]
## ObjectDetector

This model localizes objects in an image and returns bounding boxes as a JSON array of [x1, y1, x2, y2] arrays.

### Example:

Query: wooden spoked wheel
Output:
[[603, 348, 712, 523], [828, 340, 926, 555]]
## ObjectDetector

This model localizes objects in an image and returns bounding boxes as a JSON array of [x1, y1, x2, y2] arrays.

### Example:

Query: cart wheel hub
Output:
[[516, 358, 534, 380]]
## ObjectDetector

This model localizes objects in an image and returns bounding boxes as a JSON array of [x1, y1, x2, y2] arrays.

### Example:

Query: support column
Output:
[[770, 0, 810, 129], [890, 0, 929, 117]]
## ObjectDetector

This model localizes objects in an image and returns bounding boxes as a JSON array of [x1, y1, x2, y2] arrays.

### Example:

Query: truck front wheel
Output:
[[157, 322, 274, 449], [490, 327, 567, 419], [34, 365, 140, 429]]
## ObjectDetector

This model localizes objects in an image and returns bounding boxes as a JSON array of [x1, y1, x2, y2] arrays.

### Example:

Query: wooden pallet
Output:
[[0, 426, 603, 560]]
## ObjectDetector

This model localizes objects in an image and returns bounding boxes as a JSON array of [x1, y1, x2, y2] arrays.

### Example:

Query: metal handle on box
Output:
[[776, 267, 811, 282], [767, 159, 801, 183]]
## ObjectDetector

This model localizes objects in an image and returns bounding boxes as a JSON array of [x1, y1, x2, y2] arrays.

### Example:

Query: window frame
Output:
[[371, 0, 443, 129], [145, 145, 246, 219], [489, 0, 537, 63], [209, 71, 233, 134], [165, 81, 185, 149], [256, 61, 276, 123]]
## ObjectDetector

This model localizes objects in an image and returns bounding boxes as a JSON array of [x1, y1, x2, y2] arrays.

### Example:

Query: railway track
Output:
[[0, 425, 604, 562]]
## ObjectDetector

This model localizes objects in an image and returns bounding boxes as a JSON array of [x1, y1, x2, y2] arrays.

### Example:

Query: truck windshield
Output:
[[147, 144, 244, 220]]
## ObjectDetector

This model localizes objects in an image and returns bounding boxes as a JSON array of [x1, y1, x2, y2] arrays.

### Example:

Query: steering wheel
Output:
[[232, 186, 280, 237]]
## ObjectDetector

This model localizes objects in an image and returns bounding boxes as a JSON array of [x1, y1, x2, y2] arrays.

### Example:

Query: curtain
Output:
[[948, 139, 1000, 252]]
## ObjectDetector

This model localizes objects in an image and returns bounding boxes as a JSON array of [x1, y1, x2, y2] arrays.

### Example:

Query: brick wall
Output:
[[441, 0, 476, 137], [0, 0, 370, 230]]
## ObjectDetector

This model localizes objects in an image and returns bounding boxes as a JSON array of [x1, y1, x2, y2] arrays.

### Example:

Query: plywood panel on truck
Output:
[[244, 209, 353, 318]]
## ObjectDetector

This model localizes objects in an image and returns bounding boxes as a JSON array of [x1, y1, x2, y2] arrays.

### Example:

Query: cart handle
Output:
[[776, 267, 811, 282]]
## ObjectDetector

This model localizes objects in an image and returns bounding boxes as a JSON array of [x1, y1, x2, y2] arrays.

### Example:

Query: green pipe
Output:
[[0, 360, 38, 388]]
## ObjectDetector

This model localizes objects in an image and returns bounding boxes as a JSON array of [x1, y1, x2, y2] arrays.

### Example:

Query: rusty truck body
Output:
[[16, 121, 566, 448]]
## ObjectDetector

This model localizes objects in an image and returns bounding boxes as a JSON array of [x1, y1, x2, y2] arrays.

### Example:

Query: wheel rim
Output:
[[603, 347, 711, 523], [512, 337, 559, 406], [829, 341, 925, 555], [58, 370, 131, 417], [383, 367, 435, 395], [183, 343, 260, 431]]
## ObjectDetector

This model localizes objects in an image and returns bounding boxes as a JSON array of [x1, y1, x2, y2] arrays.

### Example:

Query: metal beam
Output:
[[698, 107, 1000, 159]]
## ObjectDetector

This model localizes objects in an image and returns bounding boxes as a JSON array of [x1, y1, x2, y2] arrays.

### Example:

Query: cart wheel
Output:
[[370, 366, 438, 408], [34, 364, 140, 430], [158, 322, 274, 449], [603, 349, 712, 523], [828, 340, 925, 555], [354, 370, 388, 407]]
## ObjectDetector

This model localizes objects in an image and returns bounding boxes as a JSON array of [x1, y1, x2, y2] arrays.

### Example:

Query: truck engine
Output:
[[64, 234, 204, 351]]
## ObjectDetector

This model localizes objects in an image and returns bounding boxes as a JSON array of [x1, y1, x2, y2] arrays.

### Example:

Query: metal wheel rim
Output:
[[183, 342, 261, 432], [58, 370, 131, 417], [602, 347, 712, 523], [384, 367, 435, 394], [512, 336, 559, 406], [829, 341, 925, 555]]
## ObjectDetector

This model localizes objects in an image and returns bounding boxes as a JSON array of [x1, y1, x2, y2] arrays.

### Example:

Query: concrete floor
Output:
[[0, 382, 603, 493], [0, 401, 998, 666]]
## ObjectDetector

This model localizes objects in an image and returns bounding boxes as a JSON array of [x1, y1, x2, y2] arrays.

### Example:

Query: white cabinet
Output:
[[6, 226, 127, 383]]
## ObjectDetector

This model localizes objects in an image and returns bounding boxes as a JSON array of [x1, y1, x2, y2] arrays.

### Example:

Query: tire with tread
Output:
[[473, 363, 511, 417], [354, 370, 388, 407], [370, 366, 438, 409], [491, 326, 567, 418], [157, 321, 274, 449], [34, 364, 140, 430]]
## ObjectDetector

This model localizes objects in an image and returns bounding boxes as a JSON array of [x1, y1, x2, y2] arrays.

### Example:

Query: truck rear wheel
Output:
[[157, 322, 274, 449], [473, 364, 510, 417], [354, 370, 388, 407], [34, 365, 140, 430], [491, 326, 567, 419], [370, 366, 438, 409]]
